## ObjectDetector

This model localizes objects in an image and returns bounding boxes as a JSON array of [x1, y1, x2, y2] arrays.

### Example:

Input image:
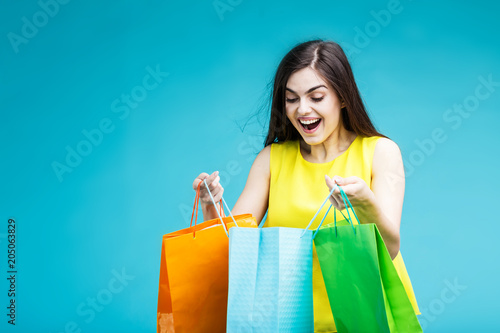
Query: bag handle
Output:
[[189, 179, 239, 238], [190, 182, 205, 238], [190, 182, 224, 227], [301, 184, 361, 238], [301, 184, 338, 238], [311, 186, 361, 239], [203, 179, 240, 234]]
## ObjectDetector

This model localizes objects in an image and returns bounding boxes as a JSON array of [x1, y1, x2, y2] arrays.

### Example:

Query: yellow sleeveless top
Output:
[[263, 136, 420, 333]]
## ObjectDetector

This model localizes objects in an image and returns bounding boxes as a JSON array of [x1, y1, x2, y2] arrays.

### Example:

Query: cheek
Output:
[[320, 110, 341, 129], [285, 107, 294, 121]]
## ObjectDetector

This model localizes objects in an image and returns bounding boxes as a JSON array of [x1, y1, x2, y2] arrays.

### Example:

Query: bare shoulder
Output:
[[373, 137, 402, 162], [249, 145, 271, 176], [374, 137, 401, 155], [371, 138, 405, 198], [253, 145, 271, 166], [231, 145, 271, 219], [372, 137, 404, 175], [257, 144, 272, 159]]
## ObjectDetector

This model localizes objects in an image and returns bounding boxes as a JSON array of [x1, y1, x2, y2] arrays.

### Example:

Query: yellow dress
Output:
[[263, 136, 421, 332]]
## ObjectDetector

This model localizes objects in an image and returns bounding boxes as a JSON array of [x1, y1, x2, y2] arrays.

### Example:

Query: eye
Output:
[[286, 98, 298, 103], [311, 97, 324, 102]]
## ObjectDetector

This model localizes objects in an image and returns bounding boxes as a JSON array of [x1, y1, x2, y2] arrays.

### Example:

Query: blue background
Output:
[[1, 0, 499, 332]]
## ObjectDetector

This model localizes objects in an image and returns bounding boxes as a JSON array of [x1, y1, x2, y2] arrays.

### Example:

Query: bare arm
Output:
[[231, 145, 271, 224], [325, 138, 404, 259], [369, 138, 405, 258], [194, 146, 271, 223]]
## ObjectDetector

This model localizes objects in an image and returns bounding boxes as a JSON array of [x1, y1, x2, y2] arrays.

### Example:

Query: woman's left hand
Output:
[[324, 175, 375, 211]]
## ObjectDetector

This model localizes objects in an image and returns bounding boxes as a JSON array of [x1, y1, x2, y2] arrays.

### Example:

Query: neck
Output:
[[300, 127, 357, 163]]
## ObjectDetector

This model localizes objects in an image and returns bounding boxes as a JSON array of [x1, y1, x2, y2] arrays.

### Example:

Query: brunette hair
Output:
[[264, 39, 386, 146]]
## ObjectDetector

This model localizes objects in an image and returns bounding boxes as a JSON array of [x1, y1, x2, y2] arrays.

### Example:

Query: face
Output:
[[285, 67, 343, 146]]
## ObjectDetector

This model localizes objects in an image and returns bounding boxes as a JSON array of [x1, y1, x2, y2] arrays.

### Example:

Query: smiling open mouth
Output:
[[299, 118, 321, 132]]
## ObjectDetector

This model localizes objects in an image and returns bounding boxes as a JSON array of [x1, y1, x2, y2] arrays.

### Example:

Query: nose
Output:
[[297, 99, 312, 115]]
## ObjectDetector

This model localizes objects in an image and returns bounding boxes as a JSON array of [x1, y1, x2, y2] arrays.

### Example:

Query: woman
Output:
[[193, 39, 420, 332]]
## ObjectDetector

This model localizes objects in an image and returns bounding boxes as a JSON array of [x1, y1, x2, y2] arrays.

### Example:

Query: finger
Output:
[[325, 175, 339, 209], [203, 175, 220, 193], [326, 175, 345, 197], [201, 176, 223, 203], [207, 178, 222, 197], [335, 176, 362, 186], [335, 193, 347, 210], [324, 174, 336, 190], [212, 187, 224, 202], [332, 175, 344, 186], [328, 193, 341, 209], [192, 178, 202, 190], [209, 175, 220, 190], [193, 172, 209, 190], [198, 172, 209, 179], [204, 171, 219, 185], [337, 184, 356, 197], [199, 172, 219, 192]]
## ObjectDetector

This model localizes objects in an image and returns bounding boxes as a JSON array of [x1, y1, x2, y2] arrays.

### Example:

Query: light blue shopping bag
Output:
[[226, 184, 342, 333], [226, 226, 314, 333]]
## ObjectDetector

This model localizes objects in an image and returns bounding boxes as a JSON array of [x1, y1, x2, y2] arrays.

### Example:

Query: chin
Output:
[[301, 136, 325, 146]]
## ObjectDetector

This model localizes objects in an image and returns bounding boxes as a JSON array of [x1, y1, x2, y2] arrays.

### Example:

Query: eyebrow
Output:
[[286, 85, 328, 94]]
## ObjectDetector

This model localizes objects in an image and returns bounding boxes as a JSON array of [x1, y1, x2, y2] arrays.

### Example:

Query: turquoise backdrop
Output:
[[1, 0, 499, 332]]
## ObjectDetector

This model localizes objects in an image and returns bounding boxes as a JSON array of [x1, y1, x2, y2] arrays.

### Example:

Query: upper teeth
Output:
[[300, 119, 320, 125]]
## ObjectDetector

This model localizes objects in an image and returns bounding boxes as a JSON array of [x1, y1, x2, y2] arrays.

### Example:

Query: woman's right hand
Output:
[[192, 171, 224, 207]]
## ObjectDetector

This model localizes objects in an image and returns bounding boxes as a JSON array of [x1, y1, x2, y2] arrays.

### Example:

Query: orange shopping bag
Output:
[[157, 181, 257, 333]]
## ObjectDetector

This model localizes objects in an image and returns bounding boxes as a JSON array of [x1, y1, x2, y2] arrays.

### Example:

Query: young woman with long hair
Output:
[[193, 39, 420, 332]]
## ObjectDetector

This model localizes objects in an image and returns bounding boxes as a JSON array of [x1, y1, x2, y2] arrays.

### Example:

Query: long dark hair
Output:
[[264, 39, 386, 146]]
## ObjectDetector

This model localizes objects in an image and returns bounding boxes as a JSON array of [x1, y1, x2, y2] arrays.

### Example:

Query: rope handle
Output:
[[301, 184, 361, 238], [311, 185, 361, 239], [190, 182, 224, 227], [189, 178, 238, 238], [301, 184, 338, 238]]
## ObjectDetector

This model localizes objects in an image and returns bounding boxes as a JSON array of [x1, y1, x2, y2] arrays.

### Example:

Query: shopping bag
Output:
[[157, 181, 258, 333], [226, 185, 342, 333], [313, 186, 422, 333], [226, 226, 314, 332]]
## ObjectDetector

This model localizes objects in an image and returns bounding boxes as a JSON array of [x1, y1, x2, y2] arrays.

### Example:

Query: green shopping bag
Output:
[[312, 186, 422, 333]]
